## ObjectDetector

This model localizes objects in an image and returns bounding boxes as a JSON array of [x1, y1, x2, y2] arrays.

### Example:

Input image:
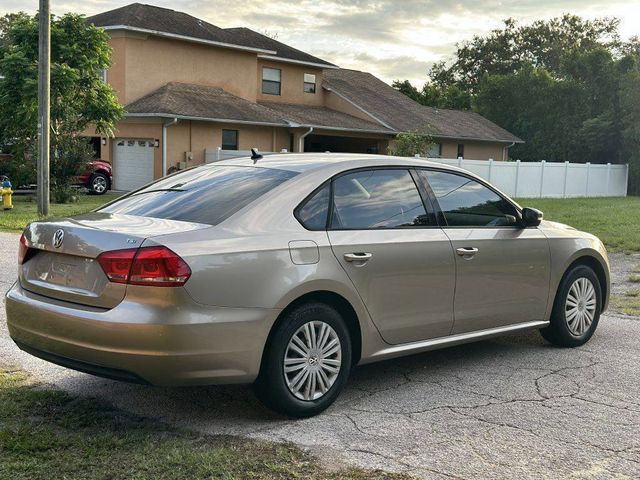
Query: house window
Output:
[[427, 143, 442, 158], [262, 67, 281, 95], [98, 68, 107, 82], [222, 129, 238, 150], [457, 143, 464, 159], [303, 73, 316, 94]]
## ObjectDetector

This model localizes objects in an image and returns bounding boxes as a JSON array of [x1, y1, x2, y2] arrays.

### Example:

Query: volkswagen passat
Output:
[[5, 154, 610, 417]]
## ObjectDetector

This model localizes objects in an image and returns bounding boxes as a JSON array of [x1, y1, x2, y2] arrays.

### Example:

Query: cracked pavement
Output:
[[1, 231, 639, 479]]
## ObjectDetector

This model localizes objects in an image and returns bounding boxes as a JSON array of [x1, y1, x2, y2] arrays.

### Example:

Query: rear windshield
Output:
[[99, 165, 298, 225]]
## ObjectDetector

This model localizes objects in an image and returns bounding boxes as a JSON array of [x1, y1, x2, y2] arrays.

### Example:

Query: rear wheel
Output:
[[254, 302, 352, 417], [540, 265, 601, 347], [89, 173, 109, 195]]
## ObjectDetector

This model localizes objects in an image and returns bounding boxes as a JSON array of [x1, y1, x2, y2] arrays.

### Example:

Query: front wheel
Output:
[[89, 173, 109, 195], [254, 302, 352, 417], [540, 265, 602, 347]]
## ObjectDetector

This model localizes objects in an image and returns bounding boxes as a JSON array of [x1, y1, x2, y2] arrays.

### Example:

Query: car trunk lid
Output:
[[20, 212, 208, 309]]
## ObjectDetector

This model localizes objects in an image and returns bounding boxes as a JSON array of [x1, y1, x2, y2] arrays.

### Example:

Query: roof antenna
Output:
[[250, 148, 263, 163]]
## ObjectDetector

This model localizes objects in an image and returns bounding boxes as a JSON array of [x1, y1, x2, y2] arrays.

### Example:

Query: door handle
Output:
[[456, 247, 479, 257], [344, 252, 373, 263]]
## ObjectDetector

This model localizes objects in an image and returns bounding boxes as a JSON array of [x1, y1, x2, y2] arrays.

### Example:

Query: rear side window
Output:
[[295, 183, 330, 230], [99, 165, 297, 225], [419, 170, 518, 227], [331, 169, 430, 229]]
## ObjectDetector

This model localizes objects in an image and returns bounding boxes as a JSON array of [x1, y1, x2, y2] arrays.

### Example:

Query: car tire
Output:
[[254, 302, 352, 418], [88, 173, 110, 195], [540, 264, 602, 348]]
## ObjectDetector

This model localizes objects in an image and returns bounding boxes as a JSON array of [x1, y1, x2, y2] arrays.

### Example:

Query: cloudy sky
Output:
[[1, 0, 638, 85]]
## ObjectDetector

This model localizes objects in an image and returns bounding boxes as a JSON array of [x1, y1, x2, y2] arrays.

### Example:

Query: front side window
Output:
[[295, 183, 330, 230], [262, 67, 281, 95], [303, 73, 316, 94], [420, 170, 518, 227], [221, 129, 238, 150], [331, 169, 430, 229], [100, 166, 297, 226]]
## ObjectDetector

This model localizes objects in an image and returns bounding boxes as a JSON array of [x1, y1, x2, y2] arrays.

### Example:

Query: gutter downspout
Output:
[[162, 118, 178, 176], [298, 127, 313, 153], [503, 141, 515, 161]]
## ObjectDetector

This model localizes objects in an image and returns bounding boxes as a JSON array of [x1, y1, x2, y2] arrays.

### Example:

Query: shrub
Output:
[[388, 129, 435, 157], [0, 153, 37, 188]]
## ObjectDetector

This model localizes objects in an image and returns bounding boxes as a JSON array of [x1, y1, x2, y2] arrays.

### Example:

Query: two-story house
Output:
[[86, 3, 523, 191]]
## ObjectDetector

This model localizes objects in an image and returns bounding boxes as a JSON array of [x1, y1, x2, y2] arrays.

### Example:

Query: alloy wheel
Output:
[[93, 176, 107, 193]]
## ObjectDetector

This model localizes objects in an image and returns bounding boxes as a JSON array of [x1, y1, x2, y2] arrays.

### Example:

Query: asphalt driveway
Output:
[[1, 231, 638, 479]]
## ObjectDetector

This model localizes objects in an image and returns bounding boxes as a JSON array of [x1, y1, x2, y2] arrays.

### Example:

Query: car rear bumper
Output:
[[5, 281, 280, 386]]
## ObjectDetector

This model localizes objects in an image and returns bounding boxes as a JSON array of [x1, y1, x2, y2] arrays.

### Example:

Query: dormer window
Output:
[[262, 67, 281, 96], [303, 73, 316, 94]]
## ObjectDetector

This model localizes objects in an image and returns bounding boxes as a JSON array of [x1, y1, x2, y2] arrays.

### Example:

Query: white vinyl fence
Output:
[[426, 157, 629, 198]]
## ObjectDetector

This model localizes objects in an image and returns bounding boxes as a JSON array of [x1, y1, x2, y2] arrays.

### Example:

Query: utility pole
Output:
[[37, 0, 50, 216]]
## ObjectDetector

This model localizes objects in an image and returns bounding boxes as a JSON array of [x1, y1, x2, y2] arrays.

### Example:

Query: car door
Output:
[[417, 169, 551, 335], [325, 168, 456, 345]]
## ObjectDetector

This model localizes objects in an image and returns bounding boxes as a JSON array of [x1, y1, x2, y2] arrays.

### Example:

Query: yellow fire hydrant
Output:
[[1, 176, 13, 210]]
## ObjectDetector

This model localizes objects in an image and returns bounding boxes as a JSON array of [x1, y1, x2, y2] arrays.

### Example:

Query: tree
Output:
[[619, 65, 640, 195], [0, 12, 124, 193], [392, 80, 471, 110], [429, 15, 620, 93], [394, 13, 640, 188]]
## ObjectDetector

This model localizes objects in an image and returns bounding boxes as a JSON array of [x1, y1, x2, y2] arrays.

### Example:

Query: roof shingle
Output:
[[126, 82, 287, 125], [258, 102, 393, 133], [323, 69, 523, 143], [126, 82, 395, 133], [87, 3, 335, 67]]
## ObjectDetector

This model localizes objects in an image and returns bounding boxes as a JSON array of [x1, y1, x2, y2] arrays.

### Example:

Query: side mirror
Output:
[[522, 207, 543, 227]]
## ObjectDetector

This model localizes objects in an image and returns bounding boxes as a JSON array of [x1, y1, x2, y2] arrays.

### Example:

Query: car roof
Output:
[[216, 153, 466, 174]]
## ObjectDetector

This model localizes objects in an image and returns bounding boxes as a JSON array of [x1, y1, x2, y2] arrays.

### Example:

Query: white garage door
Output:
[[113, 138, 155, 191]]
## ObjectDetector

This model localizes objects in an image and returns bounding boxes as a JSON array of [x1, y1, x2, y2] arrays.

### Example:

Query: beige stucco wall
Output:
[[107, 35, 127, 104], [107, 32, 259, 104], [164, 121, 289, 171], [440, 140, 505, 160], [256, 60, 324, 106]]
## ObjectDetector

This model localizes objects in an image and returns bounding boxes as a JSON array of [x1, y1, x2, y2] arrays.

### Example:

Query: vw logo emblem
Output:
[[53, 229, 64, 249]]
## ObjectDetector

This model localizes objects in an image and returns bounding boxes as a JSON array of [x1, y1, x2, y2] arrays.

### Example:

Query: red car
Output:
[[77, 160, 112, 195]]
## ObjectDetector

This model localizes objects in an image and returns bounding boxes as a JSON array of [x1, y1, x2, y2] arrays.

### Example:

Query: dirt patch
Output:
[[608, 252, 640, 317]]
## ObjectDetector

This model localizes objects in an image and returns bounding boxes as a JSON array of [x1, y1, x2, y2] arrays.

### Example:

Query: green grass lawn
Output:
[[610, 289, 640, 316], [0, 192, 121, 233], [515, 197, 640, 252], [0, 369, 409, 480]]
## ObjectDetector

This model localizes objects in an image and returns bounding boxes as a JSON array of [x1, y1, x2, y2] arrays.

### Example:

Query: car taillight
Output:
[[97, 248, 137, 284], [18, 234, 30, 265], [129, 246, 191, 286], [97, 246, 191, 287]]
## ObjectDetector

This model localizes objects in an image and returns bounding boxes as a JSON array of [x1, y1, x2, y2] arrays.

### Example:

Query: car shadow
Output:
[[46, 328, 557, 433]]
